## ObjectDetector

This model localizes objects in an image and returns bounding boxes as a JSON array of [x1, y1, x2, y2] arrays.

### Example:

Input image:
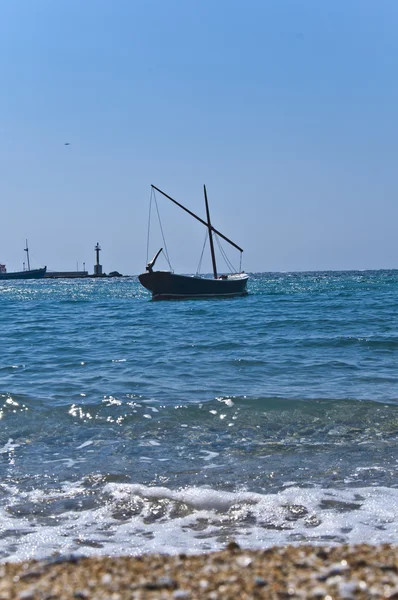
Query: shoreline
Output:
[[1, 543, 397, 599]]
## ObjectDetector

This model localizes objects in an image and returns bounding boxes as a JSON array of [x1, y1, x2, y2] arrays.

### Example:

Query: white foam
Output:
[[76, 441, 94, 450], [0, 439, 20, 453], [200, 451, 219, 461], [1, 482, 398, 562]]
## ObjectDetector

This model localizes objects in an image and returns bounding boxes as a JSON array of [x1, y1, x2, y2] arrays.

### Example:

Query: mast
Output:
[[204, 185, 217, 279], [24, 240, 30, 271], [151, 185, 243, 253]]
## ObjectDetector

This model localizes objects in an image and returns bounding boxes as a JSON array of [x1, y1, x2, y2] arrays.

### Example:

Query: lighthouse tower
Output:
[[94, 242, 103, 275]]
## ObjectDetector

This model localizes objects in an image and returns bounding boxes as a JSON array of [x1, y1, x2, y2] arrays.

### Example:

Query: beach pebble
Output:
[[17, 590, 35, 600], [319, 560, 350, 580], [1, 543, 398, 599], [226, 541, 240, 551], [144, 575, 177, 589], [74, 591, 89, 599], [311, 585, 328, 597], [235, 555, 252, 567], [337, 580, 360, 599], [101, 573, 112, 585]]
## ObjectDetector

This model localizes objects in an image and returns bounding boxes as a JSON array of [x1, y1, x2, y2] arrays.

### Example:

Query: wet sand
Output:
[[1, 543, 398, 599]]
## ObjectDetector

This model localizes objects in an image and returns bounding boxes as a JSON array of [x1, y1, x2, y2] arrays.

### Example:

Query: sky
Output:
[[1, 0, 398, 275]]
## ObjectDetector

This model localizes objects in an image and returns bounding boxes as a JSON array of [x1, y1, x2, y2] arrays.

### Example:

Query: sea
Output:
[[0, 271, 398, 562]]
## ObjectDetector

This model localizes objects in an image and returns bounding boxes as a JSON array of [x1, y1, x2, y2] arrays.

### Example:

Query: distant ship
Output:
[[0, 241, 47, 280], [0, 266, 47, 280]]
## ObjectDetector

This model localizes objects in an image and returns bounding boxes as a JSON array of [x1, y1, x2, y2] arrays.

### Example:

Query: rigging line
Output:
[[196, 230, 209, 275], [222, 248, 236, 273], [215, 234, 231, 272], [160, 248, 173, 271], [215, 234, 237, 273], [239, 252, 243, 273], [220, 240, 237, 273], [153, 191, 173, 271], [146, 187, 154, 265]]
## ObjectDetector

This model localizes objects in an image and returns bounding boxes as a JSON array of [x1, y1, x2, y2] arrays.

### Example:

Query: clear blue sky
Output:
[[1, 0, 398, 274]]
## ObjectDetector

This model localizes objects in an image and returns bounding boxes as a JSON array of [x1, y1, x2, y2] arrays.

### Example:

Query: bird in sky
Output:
[[64, 142, 70, 145]]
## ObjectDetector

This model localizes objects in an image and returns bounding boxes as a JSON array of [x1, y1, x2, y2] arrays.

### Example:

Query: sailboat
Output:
[[138, 185, 249, 300], [0, 240, 47, 280]]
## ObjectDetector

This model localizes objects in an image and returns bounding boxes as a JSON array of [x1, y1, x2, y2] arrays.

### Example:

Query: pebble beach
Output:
[[2, 543, 398, 599]]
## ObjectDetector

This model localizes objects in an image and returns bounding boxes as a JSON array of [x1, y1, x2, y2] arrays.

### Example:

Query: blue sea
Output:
[[1, 271, 398, 562]]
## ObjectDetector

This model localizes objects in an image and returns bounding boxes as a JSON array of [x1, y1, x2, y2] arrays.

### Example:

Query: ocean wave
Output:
[[0, 481, 397, 562]]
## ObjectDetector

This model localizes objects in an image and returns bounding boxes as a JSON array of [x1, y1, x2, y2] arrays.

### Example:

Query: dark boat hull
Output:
[[138, 271, 248, 300], [0, 267, 47, 280]]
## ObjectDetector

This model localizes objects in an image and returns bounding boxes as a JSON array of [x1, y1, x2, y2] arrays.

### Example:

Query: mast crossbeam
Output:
[[151, 185, 243, 253]]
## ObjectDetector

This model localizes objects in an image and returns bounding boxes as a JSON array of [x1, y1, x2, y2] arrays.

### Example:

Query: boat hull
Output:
[[138, 271, 248, 300], [0, 267, 47, 280]]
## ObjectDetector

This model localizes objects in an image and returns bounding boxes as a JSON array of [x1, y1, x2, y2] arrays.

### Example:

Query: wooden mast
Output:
[[203, 185, 217, 279]]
